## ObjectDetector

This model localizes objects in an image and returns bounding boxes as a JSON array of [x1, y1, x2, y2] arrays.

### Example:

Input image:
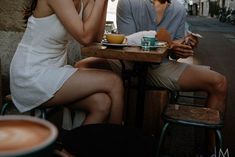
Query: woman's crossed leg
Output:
[[43, 68, 124, 125]]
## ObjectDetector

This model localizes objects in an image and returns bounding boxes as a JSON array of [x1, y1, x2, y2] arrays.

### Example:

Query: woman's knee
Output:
[[89, 93, 112, 115], [108, 73, 124, 91]]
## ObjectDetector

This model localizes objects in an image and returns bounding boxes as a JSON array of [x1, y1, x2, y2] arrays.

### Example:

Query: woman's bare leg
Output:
[[75, 57, 112, 69], [69, 93, 112, 124], [178, 64, 228, 113], [43, 68, 124, 124]]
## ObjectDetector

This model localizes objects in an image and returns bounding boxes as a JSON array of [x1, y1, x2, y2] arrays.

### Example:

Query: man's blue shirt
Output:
[[116, 0, 186, 40]]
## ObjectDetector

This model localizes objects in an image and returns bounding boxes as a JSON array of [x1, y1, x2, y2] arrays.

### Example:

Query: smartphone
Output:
[[191, 32, 203, 38], [187, 31, 203, 38]]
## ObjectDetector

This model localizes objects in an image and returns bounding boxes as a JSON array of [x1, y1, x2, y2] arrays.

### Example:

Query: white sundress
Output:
[[10, 6, 84, 112]]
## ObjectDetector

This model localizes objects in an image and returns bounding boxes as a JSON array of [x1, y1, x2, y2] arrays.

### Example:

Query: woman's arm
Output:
[[82, 0, 108, 42], [47, 0, 108, 45]]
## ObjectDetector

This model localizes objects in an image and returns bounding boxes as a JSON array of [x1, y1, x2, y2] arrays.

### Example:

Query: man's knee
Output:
[[212, 74, 228, 94]]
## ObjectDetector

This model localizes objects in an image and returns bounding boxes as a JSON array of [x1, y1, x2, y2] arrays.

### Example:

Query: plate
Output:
[[154, 41, 168, 47], [102, 41, 128, 47], [141, 41, 168, 49]]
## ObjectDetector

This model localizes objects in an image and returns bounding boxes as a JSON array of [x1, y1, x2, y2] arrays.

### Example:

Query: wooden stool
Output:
[[1, 94, 52, 119], [156, 104, 223, 157]]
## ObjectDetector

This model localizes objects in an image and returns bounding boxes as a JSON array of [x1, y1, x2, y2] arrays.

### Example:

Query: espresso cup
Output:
[[143, 36, 157, 46], [0, 115, 58, 157]]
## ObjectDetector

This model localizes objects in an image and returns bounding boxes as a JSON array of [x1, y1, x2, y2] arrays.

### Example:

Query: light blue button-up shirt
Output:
[[116, 0, 186, 40]]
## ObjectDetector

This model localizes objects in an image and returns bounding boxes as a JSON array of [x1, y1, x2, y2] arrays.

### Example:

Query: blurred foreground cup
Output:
[[0, 115, 58, 157]]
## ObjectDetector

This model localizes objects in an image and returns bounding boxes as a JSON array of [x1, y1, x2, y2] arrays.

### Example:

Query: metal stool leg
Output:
[[1, 102, 11, 115], [169, 91, 179, 104], [156, 122, 170, 157], [215, 129, 223, 156], [40, 108, 47, 119]]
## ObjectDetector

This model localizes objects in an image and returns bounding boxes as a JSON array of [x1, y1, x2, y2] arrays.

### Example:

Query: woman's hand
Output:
[[48, 0, 108, 45]]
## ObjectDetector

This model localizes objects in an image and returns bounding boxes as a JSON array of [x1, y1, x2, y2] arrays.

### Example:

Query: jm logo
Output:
[[210, 148, 229, 157]]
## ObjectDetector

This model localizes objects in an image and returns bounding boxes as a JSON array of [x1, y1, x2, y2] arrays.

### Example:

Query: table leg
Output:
[[120, 61, 148, 128], [134, 63, 148, 128], [120, 60, 133, 125]]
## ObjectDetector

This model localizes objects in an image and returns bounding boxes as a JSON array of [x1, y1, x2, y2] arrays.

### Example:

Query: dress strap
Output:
[[78, 0, 84, 17]]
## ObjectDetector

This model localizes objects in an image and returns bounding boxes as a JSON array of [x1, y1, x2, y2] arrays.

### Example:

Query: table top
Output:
[[81, 43, 169, 63]]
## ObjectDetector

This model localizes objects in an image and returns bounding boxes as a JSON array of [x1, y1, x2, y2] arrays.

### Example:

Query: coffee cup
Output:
[[143, 36, 157, 46], [0, 115, 58, 157], [106, 33, 125, 44], [141, 38, 151, 51]]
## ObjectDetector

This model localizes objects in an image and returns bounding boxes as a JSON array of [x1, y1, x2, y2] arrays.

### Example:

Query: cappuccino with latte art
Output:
[[0, 116, 58, 157]]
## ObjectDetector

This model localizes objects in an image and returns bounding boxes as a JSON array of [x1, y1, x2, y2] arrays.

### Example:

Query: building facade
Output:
[[189, 0, 235, 17]]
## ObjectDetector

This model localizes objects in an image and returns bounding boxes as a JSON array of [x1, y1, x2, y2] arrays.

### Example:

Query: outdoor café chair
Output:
[[0, 94, 59, 119]]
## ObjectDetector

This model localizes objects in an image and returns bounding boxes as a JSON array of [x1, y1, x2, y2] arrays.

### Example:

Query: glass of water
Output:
[[141, 37, 151, 51]]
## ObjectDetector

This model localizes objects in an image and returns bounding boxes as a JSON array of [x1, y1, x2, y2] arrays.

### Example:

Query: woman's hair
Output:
[[23, 0, 38, 23]]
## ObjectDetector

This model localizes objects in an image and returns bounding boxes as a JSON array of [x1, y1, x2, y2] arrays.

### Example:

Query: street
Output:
[[188, 16, 235, 156], [175, 16, 235, 156]]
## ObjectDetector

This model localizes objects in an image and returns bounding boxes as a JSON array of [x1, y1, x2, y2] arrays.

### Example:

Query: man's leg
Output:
[[177, 64, 228, 113], [177, 64, 228, 156]]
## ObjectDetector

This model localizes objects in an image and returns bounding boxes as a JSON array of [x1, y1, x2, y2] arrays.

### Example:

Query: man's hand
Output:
[[156, 28, 195, 59], [170, 40, 194, 59], [183, 34, 199, 48]]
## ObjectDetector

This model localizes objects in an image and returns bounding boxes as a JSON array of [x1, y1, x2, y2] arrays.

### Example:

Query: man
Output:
[[117, 0, 196, 57], [115, 0, 227, 114]]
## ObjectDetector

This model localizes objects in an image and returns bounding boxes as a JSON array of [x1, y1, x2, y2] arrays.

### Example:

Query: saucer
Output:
[[102, 41, 128, 48], [154, 41, 168, 47], [141, 41, 167, 50]]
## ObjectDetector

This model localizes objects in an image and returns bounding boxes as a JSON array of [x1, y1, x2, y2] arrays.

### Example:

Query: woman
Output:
[[10, 0, 124, 125]]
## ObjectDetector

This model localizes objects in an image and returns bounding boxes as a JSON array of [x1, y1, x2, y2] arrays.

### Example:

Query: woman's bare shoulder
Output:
[[33, 0, 54, 18]]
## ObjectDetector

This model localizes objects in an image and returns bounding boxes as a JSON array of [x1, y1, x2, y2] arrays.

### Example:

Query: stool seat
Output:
[[1, 94, 57, 119], [163, 104, 223, 127], [156, 104, 224, 157]]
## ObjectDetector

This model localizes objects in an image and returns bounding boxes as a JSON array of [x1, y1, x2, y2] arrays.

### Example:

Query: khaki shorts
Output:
[[108, 59, 189, 91]]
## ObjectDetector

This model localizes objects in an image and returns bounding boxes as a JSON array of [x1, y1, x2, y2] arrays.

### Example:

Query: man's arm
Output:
[[170, 8, 195, 59], [116, 0, 137, 35], [174, 9, 186, 40]]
